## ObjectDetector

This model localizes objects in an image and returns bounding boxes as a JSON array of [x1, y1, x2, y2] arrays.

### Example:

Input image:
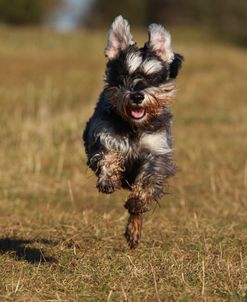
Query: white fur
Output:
[[148, 24, 174, 63], [126, 52, 142, 74], [140, 132, 172, 154], [99, 132, 130, 154], [105, 15, 135, 60], [142, 59, 163, 74]]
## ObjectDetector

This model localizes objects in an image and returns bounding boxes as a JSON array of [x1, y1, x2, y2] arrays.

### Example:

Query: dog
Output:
[[83, 15, 183, 248]]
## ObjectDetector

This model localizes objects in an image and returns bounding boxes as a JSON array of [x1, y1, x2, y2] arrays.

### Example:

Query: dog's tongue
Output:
[[130, 108, 145, 119]]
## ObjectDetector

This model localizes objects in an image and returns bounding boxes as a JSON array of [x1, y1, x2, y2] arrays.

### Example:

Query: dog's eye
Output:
[[113, 75, 126, 88], [133, 80, 146, 91]]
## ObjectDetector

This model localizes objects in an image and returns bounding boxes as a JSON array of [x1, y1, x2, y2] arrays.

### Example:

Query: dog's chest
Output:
[[128, 131, 171, 156]]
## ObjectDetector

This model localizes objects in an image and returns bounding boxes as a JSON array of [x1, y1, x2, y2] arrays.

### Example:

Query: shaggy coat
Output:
[[83, 16, 183, 248]]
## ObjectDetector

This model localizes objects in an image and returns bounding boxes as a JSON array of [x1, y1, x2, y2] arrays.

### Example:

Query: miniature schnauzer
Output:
[[83, 16, 183, 248]]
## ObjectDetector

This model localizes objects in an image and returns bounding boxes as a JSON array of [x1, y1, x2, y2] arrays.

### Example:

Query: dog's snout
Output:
[[130, 92, 144, 104]]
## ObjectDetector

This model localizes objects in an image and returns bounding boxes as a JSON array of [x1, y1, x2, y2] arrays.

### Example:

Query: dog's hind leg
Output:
[[124, 213, 143, 249], [124, 185, 147, 249], [124, 153, 175, 248]]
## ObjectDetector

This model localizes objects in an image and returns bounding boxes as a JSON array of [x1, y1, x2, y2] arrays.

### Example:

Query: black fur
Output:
[[105, 45, 183, 92]]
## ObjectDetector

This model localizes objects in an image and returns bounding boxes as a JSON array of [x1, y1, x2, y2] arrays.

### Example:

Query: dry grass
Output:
[[0, 26, 246, 301]]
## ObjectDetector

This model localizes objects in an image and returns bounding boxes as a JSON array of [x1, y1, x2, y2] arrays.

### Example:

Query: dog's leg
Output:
[[124, 153, 175, 248], [124, 213, 143, 249], [95, 151, 125, 194]]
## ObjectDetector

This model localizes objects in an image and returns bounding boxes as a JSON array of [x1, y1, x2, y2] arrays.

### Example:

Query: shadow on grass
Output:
[[0, 238, 57, 264]]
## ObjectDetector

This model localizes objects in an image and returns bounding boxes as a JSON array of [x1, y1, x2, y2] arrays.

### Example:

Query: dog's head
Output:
[[104, 16, 183, 126]]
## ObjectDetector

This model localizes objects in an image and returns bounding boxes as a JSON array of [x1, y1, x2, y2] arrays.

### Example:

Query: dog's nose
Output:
[[130, 92, 144, 104]]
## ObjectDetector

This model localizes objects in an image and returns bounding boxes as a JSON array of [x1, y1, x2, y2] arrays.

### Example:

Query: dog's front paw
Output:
[[124, 197, 149, 214], [96, 177, 120, 194]]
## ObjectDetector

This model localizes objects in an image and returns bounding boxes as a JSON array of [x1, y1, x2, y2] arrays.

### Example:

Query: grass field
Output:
[[0, 26, 246, 301]]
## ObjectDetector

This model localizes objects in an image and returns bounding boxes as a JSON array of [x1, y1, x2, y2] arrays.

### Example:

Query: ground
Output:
[[0, 26, 246, 301]]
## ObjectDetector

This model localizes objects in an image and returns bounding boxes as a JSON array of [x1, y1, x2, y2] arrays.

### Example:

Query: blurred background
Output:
[[0, 1, 247, 300], [0, 0, 246, 44]]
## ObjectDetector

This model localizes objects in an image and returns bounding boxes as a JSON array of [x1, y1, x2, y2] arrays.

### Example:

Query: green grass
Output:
[[0, 26, 247, 301]]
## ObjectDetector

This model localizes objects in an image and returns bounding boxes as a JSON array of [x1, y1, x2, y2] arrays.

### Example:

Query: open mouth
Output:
[[129, 107, 146, 120]]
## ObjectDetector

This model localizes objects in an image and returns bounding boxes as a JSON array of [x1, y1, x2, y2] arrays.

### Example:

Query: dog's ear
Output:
[[147, 24, 174, 63], [105, 15, 135, 60], [169, 53, 184, 79]]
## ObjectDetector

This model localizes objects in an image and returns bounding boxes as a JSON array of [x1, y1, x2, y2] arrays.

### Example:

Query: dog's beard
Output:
[[106, 80, 176, 126]]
